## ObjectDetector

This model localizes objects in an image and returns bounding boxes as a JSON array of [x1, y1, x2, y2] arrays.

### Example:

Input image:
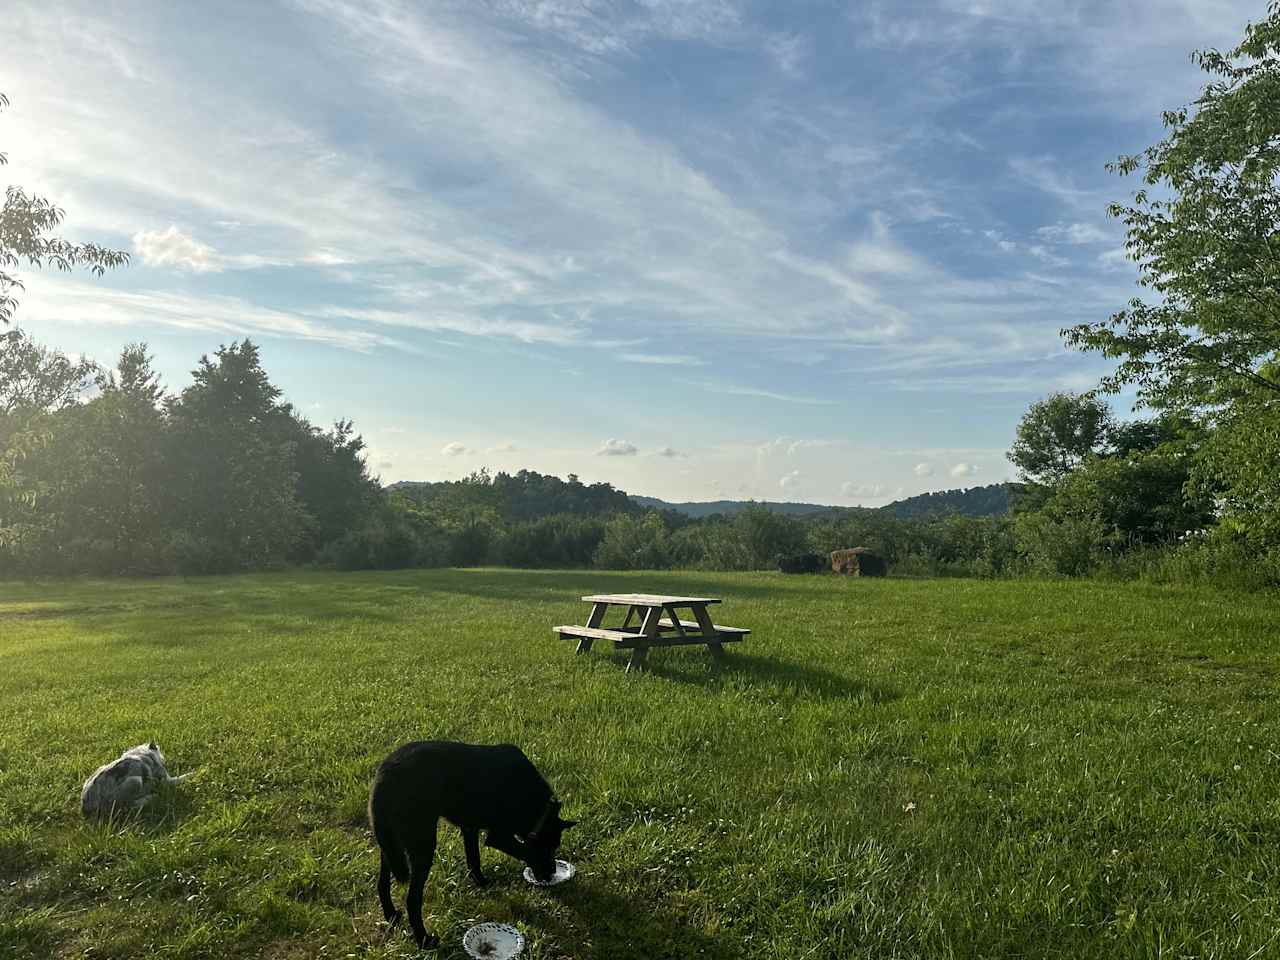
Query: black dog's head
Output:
[[525, 798, 577, 882]]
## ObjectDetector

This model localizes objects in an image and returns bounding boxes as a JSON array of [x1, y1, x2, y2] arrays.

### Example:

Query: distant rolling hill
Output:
[[631, 483, 1017, 519], [629, 496, 847, 518]]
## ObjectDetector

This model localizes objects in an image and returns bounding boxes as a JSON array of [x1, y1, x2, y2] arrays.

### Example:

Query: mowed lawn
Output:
[[1, 570, 1278, 960]]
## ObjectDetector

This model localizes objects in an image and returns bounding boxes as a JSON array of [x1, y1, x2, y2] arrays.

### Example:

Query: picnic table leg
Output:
[[626, 605, 661, 674], [662, 604, 689, 637], [691, 604, 727, 660], [577, 602, 608, 655], [625, 646, 649, 673]]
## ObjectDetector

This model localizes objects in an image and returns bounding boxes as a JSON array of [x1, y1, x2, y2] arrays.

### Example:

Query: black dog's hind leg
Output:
[[462, 827, 488, 887], [377, 853, 401, 925], [405, 826, 439, 949]]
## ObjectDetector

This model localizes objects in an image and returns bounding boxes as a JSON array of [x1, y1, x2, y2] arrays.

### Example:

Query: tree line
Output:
[[0, 334, 377, 575], [0, 324, 1273, 584]]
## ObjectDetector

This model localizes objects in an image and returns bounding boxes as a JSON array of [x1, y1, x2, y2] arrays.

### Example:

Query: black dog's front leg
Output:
[[484, 830, 530, 863]]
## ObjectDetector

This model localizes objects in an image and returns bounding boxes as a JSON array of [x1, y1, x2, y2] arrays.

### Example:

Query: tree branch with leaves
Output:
[[1063, 3, 1280, 411], [0, 92, 130, 324]]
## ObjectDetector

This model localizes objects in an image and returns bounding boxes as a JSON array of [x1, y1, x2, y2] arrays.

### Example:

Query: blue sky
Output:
[[5, 0, 1265, 504]]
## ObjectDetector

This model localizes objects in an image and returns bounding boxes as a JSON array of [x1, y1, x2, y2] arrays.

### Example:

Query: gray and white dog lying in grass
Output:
[[81, 742, 189, 817]]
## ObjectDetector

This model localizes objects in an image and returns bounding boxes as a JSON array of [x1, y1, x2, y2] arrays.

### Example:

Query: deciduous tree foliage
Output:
[[0, 328, 97, 417], [0, 335, 380, 575], [1063, 4, 1280, 561], [0, 94, 129, 324], [1064, 4, 1280, 409], [1008, 392, 1112, 484]]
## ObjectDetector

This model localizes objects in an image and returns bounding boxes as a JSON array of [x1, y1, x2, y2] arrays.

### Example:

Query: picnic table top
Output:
[[581, 593, 722, 606]]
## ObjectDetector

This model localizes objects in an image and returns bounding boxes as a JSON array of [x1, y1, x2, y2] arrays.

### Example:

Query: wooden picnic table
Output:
[[554, 593, 749, 673]]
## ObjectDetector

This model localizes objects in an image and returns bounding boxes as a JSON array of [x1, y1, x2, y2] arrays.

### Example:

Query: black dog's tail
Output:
[[368, 790, 409, 883]]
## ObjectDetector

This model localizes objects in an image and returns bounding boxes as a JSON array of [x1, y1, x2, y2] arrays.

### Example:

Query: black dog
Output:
[[368, 740, 576, 948]]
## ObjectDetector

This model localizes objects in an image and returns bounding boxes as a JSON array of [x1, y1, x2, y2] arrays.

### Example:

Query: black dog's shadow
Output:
[[472, 871, 742, 960]]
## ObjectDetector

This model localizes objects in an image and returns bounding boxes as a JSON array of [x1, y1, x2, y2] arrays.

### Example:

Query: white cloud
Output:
[[133, 226, 219, 273], [596, 438, 638, 456], [984, 230, 1017, 253], [913, 462, 935, 477], [757, 437, 835, 458], [779, 469, 802, 490], [1008, 156, 1101, 213], [320, 306, 585, 345], [949, 462, 979, 477], [841, 480, 886, 498], [620, 352, 706, 366], [847, 211, 923, 275], [16, 275, 408, 353], [1098, 247, 1133, 272], [486, 441, 518, 454], [441, 441, 470, 456], [1036, 221, 1110, 245], [655, 446, 684, 458], [765, 32, 808, 76], [697, 381, 836, 405], [1027, 244, 1069, 268]]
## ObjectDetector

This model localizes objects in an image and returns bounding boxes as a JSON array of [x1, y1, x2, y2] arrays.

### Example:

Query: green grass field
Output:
[[2, 569, 1278, 959]]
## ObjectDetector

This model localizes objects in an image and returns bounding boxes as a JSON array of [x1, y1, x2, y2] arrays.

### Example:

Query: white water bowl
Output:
[[523, 858, 576, 886], [463, 922, 525, 960]]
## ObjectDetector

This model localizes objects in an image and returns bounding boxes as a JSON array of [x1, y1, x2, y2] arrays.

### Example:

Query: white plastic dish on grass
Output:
[[523, 859, 576, 886], [462, 922, 524, 960]]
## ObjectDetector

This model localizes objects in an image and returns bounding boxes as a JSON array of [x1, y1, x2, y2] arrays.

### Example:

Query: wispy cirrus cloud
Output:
[[694, 381, 836, 406], [620, 352, 707, 366], [16, 275, 410, 354], [1036, 221, 1111, 245]]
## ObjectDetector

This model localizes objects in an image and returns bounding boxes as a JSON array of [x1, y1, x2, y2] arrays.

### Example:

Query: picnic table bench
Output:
[[554, 593, 749, 673]]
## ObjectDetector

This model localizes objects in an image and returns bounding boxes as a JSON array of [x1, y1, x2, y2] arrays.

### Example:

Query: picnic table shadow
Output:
[[472, 871, 743, 960], [601, 650, 899, 703]]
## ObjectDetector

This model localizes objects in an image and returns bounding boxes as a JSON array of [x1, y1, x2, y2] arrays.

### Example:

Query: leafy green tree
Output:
[[1, 94, 129, 324], [0, 330, 99, 563], [286, 416, 379, 559], [0, 343, 171, 573], [732, 504, 808, 567], [1008, 392, 1113, 484], [165, 340, 306, 571], [1062, 5, 1280, 562], [99, 342, 167, 408], [1063, 6, 1280, 409], [1044, 451, 1214, 547], [1193, 382, 1280, 553], [0, 328, 98, 417], [594, 512, 674, 569]]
